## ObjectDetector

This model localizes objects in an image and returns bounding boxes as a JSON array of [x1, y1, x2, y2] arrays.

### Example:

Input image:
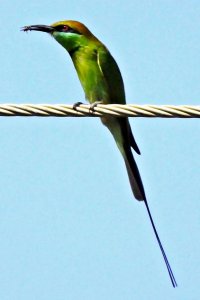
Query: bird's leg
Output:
[[89, 101, 103, 113], [73, 102, 84, 110]]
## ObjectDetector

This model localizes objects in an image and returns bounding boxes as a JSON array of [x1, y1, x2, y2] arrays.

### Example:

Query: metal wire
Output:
[[0, 104, 200, 118]]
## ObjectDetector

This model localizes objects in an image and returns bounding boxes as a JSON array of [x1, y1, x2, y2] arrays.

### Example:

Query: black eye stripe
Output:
[[54, 25, 80, 34], [54, 25, 68, 32]]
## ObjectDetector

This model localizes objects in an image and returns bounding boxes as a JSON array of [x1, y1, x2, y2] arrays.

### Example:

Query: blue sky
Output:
[[0, 1, 200, 299]]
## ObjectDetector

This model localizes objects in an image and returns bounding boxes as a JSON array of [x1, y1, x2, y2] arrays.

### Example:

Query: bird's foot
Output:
[[89, 101, 103, 113], [73, 102, 83, 110]]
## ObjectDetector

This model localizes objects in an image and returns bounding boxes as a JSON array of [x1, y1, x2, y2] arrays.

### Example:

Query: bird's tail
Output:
[[123, 142, 177, 287], [123, 144, 145, 201], [103, 117, 177, 287]]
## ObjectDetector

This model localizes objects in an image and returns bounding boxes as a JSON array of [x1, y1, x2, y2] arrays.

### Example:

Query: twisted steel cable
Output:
[[0, 104, 199, 118]]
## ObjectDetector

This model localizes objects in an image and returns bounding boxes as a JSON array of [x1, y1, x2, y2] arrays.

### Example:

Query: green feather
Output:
[[23, 20, 177, 287]]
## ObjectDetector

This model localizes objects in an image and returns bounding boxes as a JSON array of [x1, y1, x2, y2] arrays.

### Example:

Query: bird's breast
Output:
[[72, 49, 110, 104]]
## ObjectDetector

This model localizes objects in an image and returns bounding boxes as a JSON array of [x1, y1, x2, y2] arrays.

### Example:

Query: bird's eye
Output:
[[54, 24, 79, 34], [62, 25, 69, 31]]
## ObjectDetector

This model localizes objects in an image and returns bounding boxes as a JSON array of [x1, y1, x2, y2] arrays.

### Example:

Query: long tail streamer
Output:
[[144, 199, 177, 287]]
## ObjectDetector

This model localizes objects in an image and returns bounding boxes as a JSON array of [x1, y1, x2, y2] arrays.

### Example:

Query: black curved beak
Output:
[[21, 25, 54, 33]]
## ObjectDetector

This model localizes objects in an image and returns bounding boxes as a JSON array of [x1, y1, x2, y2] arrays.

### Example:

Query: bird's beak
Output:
[[21, 24, 54, 33]]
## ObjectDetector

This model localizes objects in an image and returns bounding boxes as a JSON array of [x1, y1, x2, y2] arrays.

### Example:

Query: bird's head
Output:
[[22, 20, 99, 53]]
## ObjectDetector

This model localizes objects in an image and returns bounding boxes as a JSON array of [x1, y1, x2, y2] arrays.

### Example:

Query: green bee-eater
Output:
[[22, 21, 177, 287]]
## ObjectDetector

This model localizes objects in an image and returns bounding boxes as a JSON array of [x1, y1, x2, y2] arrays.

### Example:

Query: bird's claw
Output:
[[89, 101, 102, 113], [73, 102, 83, 110]]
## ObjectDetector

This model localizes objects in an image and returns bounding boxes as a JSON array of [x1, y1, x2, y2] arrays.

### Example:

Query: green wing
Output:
[[97, 47, 126, 104], [97, 46, 141, 155], [97, 46, 145, 201]]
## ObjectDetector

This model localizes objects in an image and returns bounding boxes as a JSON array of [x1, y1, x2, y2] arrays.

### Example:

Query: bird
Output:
[[22, 20, 177, 287]]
